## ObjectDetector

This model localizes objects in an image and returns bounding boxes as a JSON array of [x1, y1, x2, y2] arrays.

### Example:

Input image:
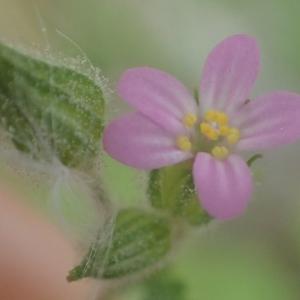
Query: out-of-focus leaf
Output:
[[148, 161, 211, 226], [0, 42, 105, 168], [67, 208, 171, 280], [143, 269, 186, 300]]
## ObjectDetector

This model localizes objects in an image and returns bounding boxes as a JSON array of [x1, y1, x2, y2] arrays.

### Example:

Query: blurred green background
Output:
[[1, 0, 300, 299]]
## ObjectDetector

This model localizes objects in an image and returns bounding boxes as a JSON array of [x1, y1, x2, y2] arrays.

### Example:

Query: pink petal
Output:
[[236, 91, 300, 151], [193, 153, 253, 220], [103, 112, 192, 170], [117, 67, 197, 134], [200, 34, 260, 114]]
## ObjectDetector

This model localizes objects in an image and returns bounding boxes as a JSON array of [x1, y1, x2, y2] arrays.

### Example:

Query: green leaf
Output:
[[148, 161, 211, 226], [0, 42, 105, 168], [67, 208, 172, 280]]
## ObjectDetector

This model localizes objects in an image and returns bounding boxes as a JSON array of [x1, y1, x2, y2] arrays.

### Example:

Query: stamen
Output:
[[219, 125, 230, 136], [211, 146, 229, 160], [204, 110, 217, 122], [200, 110, 240, 146], [227, 128, 240, 145], [215, 112, 228, 125], [176, 135, 192, 151], [183, 113, 197, 128], [200, 122, 211, 134], [200, 123, 219, 140], [204, 110, 228, 125]]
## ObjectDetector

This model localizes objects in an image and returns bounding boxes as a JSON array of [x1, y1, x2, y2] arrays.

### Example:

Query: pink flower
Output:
[[103, 34, 300, 220]]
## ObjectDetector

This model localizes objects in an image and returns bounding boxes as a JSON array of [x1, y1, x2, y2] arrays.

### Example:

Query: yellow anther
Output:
[[183, 113, 197, 128], [200, 122, 211, 134], [204, 110, 229, 125], [176, 135, 192, 151], [201, 110, 238, 144], [200, 123, 219, 141], [227, 128, 240, 145], [215, 112, 229, 126], [219, 125, 230, 136], [204, 110, 217, 122], [211, 146, 229, 160], [207, 128, 219, 140]]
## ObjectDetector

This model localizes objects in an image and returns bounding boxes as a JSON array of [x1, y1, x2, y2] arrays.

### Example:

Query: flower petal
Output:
[[117, 67, 197, 134], [236, 91, 300, 151], [103, 112, 192, 170], [200, 34, 260, 114], [193, 153, 253, 220]]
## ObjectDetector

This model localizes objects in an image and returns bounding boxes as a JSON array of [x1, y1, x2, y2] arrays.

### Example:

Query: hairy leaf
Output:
[[148, 161, 211, 226], [67, 208, 171, 280], [0, 42, 105, 168]]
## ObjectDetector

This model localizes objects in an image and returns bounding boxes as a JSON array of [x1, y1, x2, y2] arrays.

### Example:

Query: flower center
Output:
[[200, 110, 240, 145], [176, 110, 241, 160]]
